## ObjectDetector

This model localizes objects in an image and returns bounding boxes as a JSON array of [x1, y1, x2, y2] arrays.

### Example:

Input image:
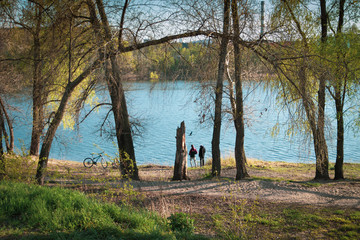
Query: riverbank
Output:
[[47, 158, 360, 207], [43, 158, 360, 239], [2, 157, 359, 239]]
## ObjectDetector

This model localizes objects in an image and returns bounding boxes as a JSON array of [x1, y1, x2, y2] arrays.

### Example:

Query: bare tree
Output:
[[231, 0, 249, 180], [211, 0, 231, 177]]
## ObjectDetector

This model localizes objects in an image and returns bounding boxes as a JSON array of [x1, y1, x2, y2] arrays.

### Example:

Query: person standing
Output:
[[199, 145, 206, 167], [189, 145, 197, 167]]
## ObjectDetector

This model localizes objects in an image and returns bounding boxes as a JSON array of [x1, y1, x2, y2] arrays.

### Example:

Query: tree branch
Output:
[[79, 103, 112, 124]]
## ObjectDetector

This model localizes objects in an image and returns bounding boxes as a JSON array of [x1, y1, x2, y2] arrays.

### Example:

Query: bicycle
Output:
[[83, 152, 108, 169]]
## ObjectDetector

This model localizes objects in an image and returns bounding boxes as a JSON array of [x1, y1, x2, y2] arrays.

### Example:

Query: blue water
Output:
[[9, 81, 360, 165]]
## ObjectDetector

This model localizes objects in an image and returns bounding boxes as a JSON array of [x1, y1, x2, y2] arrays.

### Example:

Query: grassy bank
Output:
[[188, 195, 360, 239], [0, 181, 206, 240], [1, 180, 359, 240], [1, 154, 359, 239]]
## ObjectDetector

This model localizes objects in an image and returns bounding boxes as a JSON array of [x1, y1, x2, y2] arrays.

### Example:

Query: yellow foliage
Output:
[[61, 114, 76, 130], [150, 71, 159, 82]]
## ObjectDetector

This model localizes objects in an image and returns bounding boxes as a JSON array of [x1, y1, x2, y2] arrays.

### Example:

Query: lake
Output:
[[10, 81, 360, 165]]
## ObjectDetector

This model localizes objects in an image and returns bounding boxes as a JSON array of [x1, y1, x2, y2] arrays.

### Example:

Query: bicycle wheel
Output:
[[83, 157, 94, 168], [100, 157, 108, 169]]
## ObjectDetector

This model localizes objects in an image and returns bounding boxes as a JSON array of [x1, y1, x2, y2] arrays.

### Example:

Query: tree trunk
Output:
[[36, 86, 72, 185], [106, 56, 139, 180], [313, 128, 330, 180], [314, 66, 329, 180], [93, 0, 139, 180], [314, 0, 329, 180], [0, 111, 3, 156], [0, 111, 5, 180], [30, 72, 44, 156], [334, 91, 344, 179], [173, 121, 189, 180], [0, 97, 14, 152], [231, 0, 249, 180], [212, 0, 230, 177], [333, 0, 345, 180], [0, 111, 4, 156], [30, 4, 44, 156], [299, 63, 329, 180]]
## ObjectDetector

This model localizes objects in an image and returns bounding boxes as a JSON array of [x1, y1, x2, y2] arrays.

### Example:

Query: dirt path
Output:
[[47, 159, 360, 209], [129, 178, 360, 208], [133, 167, 360, 209]]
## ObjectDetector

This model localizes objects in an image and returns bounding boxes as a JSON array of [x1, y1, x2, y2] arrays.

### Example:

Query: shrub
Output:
[[0, 153, 37, 182], [168, 212, 195, 233]]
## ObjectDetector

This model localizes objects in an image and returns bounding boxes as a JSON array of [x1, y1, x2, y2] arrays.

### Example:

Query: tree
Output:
[[212, 0, 231, 177], [36, 0, 102, 185], [0, 22, 23, 156], [1, 0, 53, 156], [35, 0, 214, 183], [28, 1, 45, 156], [255, 0, 331, 179], [0, 26, 23, 179], [84, 0, 139, 179], [4, 0, 249, 184], [1, 0, 85, 157], [325, 0, 360, 179], [266, 0, 359, 180], [87, 0, 221, 180], [316, 0, 330, 180], [231, 0, 249, 180]]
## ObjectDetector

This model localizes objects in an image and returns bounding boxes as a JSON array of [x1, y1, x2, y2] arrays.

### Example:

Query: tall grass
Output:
[[0, 181, 203, 239]]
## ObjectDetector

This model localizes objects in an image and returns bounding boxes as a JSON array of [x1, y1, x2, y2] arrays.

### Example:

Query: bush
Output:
[[168, 212, 195, 233], [0, 153, 37, 182]]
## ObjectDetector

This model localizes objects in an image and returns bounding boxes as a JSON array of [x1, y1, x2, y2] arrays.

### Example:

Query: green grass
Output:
[[188, 199, 360, 240], [0, 181, 206, 240], [250, 176, 287, 182], [343, 163, 360, 179]]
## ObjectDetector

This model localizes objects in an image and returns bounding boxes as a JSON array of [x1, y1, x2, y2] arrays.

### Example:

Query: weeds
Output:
[[211, 189, 261, 240]]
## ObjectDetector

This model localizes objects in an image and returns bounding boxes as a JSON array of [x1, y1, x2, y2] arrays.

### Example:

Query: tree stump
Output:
[[172, 121, 189, 180]]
